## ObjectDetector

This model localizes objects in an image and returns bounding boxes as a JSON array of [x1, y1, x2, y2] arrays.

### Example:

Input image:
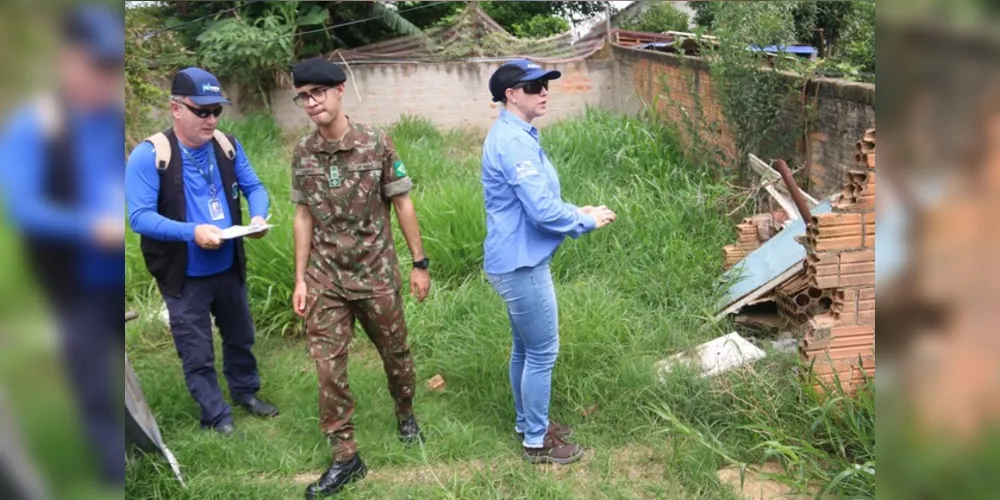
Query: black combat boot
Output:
[[304, 454, 367, 499], [398, 415, 423, 445]]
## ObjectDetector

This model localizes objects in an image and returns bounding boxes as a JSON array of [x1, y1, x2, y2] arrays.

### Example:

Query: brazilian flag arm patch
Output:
[[393, 160, 408, 178]]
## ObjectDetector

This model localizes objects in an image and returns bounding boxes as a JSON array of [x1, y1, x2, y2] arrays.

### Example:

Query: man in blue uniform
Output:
[[125, 67, 278, 435], [0, 5, 125, 489]]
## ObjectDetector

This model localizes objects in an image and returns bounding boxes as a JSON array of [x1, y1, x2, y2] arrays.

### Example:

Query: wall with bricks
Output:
[[182, 46, 873, 200], [612, 45, 737, 166], [805, 79, 877, 196], [224, 60, 616, 134], [610, 44, 875, 199]]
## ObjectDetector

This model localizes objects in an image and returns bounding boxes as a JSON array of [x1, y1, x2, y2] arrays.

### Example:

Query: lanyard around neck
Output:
[[180, 145, 218, 199]]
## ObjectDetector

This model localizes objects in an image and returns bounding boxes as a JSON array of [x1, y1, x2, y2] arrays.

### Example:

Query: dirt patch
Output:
[[717, 462, 812, 499], [288, 459, 495, 488], [291, 473, 319, 485], [284, 445, 674, 496], [544, 445, 674, 499]]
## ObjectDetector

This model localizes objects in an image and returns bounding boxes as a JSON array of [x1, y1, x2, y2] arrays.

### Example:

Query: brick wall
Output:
[[202, 47, 873, 199], [805, 79, 876, 196], [611, 44, 875, 199], [256, 60, 615, 133], [612, 44, 737, 166]]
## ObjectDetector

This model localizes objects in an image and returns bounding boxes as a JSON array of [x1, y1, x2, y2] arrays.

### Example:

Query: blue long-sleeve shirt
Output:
[[0, 103, 124, 289], [125, 135, 269, 277], [481, 108, 596, 275]]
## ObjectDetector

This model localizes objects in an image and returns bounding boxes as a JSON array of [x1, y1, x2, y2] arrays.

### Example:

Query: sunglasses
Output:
[[178, 101, 223, 119], [513, 79, 549, 95]]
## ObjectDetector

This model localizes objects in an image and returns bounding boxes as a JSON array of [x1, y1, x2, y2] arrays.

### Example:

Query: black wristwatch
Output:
[[413, 257, 430, 270]]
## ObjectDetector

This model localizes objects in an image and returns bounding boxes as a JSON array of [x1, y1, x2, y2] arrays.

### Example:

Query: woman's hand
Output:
[[580, 205, 616, 228]]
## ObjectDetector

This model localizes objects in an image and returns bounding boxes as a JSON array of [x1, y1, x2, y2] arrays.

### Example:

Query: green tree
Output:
[[512, 15, 570, 39], [709, 2, 803, 169], [620, 2, 691, 33], [126, 6, 194, 149], [480, 0, 606, 37], [834, 0, 875, 80]]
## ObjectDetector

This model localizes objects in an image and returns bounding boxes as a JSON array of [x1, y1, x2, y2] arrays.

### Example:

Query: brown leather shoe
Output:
[[516, 421, 573, 442], [523, 429, 584, 464]]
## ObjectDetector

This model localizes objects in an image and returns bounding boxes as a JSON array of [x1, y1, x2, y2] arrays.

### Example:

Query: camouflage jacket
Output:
[[290, 119, 413, 300]]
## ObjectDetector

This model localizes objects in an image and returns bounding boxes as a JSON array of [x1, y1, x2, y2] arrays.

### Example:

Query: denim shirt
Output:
[[481, 108, 596, 275]]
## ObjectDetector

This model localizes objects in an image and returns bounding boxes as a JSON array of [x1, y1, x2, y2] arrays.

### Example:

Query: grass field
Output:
[[115, 109, 874, 499]]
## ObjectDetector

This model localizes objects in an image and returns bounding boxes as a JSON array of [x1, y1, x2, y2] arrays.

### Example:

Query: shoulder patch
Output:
[[393, 160, 407, 178], [514, 161, 539, 180]]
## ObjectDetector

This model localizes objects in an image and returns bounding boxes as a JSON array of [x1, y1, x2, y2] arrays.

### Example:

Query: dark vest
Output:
[[139, 128, 246, 297], [24, 104, 79, 307]]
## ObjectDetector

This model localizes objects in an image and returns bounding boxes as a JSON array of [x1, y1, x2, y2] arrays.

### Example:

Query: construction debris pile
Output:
[[718, 129, 877, 394], [795, 129, 876, 392], [722, 211, 790, 269]]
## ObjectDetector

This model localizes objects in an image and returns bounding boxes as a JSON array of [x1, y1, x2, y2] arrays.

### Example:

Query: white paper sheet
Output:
[[219, 224, 274, 240]]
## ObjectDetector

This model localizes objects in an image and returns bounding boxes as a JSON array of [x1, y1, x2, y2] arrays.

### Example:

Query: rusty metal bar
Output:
[[774, 159, 812, 221]]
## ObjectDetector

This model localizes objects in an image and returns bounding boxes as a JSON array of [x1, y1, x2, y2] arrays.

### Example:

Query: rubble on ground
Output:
[[716, 128, 877, 394]]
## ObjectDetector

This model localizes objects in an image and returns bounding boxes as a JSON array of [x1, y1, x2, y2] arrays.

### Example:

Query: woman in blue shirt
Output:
[[481, 59, 617, 464]]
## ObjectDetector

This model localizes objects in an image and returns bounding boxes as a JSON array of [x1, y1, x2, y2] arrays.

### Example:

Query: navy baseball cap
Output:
[[60, 5, 124, 68], [170, 67, 231, 106], [489, 58, 561, 102]]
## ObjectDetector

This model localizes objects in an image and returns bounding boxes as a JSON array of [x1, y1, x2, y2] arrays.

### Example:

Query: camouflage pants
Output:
[[305, 289, 416, 462]]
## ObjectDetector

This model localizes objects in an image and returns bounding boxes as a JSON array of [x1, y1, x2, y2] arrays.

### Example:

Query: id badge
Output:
[[209, 199, 225, 221]]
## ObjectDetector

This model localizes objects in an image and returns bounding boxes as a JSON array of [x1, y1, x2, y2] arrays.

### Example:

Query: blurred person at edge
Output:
[[481, 59, 617, 465], [0, 5, 125, 490], [125, 65, 280, 436]]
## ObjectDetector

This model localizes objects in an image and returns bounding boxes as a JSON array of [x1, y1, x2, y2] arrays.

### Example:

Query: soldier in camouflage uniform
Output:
[[287, 57, 432, 499]]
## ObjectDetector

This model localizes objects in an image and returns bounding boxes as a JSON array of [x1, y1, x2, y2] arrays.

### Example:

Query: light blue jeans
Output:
[[487, 259, 559, 448]]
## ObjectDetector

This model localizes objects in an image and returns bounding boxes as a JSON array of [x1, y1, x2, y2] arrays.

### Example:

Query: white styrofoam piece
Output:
[[657, 332, 767, 380]]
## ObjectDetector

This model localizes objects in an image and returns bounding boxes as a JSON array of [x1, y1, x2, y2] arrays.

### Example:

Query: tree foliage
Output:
[[837, 1, 875, 78], [194, 2, 307, 111], [510, 15, 570, 39], [125, 7, 194, 149], [620, 2, 691, 33], [708, 2, 805, 170]]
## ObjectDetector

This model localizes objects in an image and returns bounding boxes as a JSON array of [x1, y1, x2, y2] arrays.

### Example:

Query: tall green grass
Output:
[[121, 109, 874, 499]]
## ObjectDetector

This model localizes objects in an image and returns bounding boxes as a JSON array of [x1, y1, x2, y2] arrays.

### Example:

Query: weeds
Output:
[[114, 110, 873, 498]]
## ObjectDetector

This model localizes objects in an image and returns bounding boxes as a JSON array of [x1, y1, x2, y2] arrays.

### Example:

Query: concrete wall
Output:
[[611, 44, 876, 198], [210, 46, 873, 199], [267, 60, 617, 133]]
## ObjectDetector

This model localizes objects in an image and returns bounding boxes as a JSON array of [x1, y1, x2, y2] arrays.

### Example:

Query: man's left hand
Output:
[[247, 216, 269, 239], [410, 267, 430, 303]]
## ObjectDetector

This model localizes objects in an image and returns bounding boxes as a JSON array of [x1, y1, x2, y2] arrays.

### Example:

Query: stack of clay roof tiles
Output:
[[794, 128, 876, 392]]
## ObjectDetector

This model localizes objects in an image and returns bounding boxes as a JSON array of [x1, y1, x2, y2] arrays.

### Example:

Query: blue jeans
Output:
[[487, 260, 559, 448]]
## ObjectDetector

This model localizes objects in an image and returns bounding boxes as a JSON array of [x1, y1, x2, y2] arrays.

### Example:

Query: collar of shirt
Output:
[[306, 116, 361, 155], [499, 108, 540, 142]]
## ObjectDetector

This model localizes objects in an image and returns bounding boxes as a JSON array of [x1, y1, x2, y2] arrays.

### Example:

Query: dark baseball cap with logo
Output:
[[60, 5, 124, 68], [170, 67, 231, 106], [489, 58, 561, 103]]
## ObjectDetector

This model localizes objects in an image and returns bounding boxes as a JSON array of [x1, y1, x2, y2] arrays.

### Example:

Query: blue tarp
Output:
[[720, 200, 833, 310], [748, 44, 818, 56]]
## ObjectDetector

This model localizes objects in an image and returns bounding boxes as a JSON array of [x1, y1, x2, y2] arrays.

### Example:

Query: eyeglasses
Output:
[[178, 101, 223, 119], [513, 79, 549, 95], [293, 87, 330, 108]]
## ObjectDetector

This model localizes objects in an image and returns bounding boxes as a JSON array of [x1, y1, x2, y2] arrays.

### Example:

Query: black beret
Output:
[[291, 57, 347, 88]]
